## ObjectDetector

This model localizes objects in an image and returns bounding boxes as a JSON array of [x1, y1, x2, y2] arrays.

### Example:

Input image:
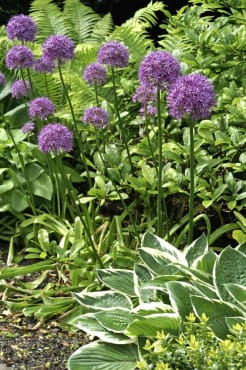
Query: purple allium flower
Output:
[[38, 123, 73, 154], [138, 51, 180, 90], [83, 62, 107, 86], [42, 35, 74, 64], [28, 97, 55, 120], [21, 122, 35, 134], [0, 72, 6, 86], [11, 79, 31, 99], [97, 41, 129, 68], [132, 85, 157, 105], [167, 73, 216, 120], [6, 14, 37, 42], [5, 45, 34, 70], [82, 107, 108, 128], [34, 55, 55, 73], [139, 105, 157, 116]]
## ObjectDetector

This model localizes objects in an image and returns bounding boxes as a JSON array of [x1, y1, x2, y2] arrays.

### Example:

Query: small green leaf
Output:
[[31, 172, 53, 200]]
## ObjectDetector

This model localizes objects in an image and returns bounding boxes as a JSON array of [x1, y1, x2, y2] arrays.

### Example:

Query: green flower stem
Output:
[[156, 88, 169, 238], [57, 62, 92, 189], [94, 85, 99, 107], [55, 154, 104, 268], [188, 120, 195, 244], [6, 124, 37, 216], [111, 67, 134, 172]]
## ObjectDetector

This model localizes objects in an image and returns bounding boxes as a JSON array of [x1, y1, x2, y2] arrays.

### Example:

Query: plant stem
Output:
[[188, 120, 195, 244], [111, 67, 134, 172]]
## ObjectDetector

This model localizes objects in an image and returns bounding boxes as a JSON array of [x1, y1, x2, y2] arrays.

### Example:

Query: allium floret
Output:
[[34, 55, 55, 73], [138, 51, 180, 90], [83, 62, 107, 86], [0, 72, 6, 86], [5, 45, 34, 69], [11, 80, 31, 99], [167, 73, 216, 120], [6, 14, 37, 42], [38, 123, 73, 154], [133, 85, 157, 116], [82, 107, 108, 128], [21, 122, 35, 134], [28, 97, 55, 120], [97, 41, 129, 68], [42, 35, 74, 64]]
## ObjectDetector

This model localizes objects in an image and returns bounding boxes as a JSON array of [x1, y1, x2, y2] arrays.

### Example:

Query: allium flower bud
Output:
[[5, 45, 34, 70], [11, 80, 31, 99], [28, 97, 55, 120], [138, 51, 180, 90], [6, 14, 37, 42], [21, 122, 35, 134], [38, 123, 73, 154], [82, 107, 108, 128], [167, 73, 216, 120], [0, 72, 6, 86], [42, 35, 74, 64], [34, 55, 55, 73], [97, 41, 129, 68], [83, 62, 107, 86]]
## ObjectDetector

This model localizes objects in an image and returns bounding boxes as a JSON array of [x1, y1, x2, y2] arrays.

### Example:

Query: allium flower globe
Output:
[[0, 72, 6, 86], [29, 97, 55, 120], [167, 73, 216, 120], [83, 62, 107, 86], [97, 41, 129, 68], [138, 51, 180, 90], [6, 14, 37, 42], [5, 45, 34, 69], [11, 80, 31, 99], [133, 85, 157, 116], [83, 107, 108, 128], [42, 35, 74, 64], [21, 122, 35, 134], [38, 123, 73, 154], [34, 56, 55, 73]]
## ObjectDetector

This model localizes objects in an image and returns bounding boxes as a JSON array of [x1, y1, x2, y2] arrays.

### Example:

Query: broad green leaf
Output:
[[0, 179, 14, 195], [126, 313, 180, 336], [31, 173, 53, 200], [191, 295, 243, 338], [67, 342, 139, 370], [25, 163, 44, 181], [195, 250, 217, 275], [97, 269, 135, 297], [134, 263, 155, 302], [166, 281, 203, 319], [226, 317, 246, 329], [141, 275, 184, 291], [11, 189, 29, 212], [214, 247, 246, 302], [73, 291, 133, 310], [224, 283, 246, 307], [95, 309, 133, 333], [72, 314, 134, 344], [139, 248, 180, 276], [131, 302, 173, 315], [183, 234, 208, 267], [142, 232, 187, 265]]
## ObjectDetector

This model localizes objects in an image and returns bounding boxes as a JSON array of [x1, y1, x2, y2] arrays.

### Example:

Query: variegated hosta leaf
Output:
[[96, 269, 136, 297], [73, 291, 133, 310], [183, 233, 208, 267]]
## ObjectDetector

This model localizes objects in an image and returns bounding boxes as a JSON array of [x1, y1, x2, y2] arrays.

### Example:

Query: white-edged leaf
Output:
[[73, 291, 133, 310], [95, 309, 133, 333], [131, 302, 174, 315], [183, 234, 208, 267], [97, 269, 135, 297], [139, 247, 180, 275], [67, 341, 139, 370], [224, 283, 246, 309], [195, 250, 217, 275]]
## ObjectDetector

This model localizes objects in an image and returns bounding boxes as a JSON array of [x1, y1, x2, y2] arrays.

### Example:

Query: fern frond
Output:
[[30, 0, 67, 43], [123, 1, 165, 28], [63, 0, 101, 44], [89, 13, 114, 44]]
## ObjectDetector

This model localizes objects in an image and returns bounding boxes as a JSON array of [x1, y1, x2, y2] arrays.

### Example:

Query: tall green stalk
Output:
[[188, 120, 195, 244]]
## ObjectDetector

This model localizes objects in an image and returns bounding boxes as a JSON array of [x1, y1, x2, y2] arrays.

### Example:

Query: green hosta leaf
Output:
[[97, 269, 135, 297], [226, 317, 246, 329], [224, 283, 246, 308], [95, 309, 133, 333], [73, 291, 133, 311], [142, 232, 187, 265], [72, 314, 134, 344], [170, 263, 212, 284], [139, 248, 180, 275], [31, 172, 53, 200], [134, 263, 155, 302], [25, 163, 44, 181], [126, 313, 180, 337], [166, 281, 204, 320], [214, 247, 246, 302], [142, 275, 184, 291], [191, 295, 243, 338], [131, 302, 174, 315], [183, 234, 208, 267], [11, 189, 29, 212], [67, 342, 139, 370], [195, 250, 217, 275]]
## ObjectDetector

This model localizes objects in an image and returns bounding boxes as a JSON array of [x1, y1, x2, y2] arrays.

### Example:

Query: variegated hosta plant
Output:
[[67, 232, 246, 370]]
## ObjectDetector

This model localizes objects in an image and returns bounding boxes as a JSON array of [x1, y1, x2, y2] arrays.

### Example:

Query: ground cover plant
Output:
[[0, 0, 245, 368]]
